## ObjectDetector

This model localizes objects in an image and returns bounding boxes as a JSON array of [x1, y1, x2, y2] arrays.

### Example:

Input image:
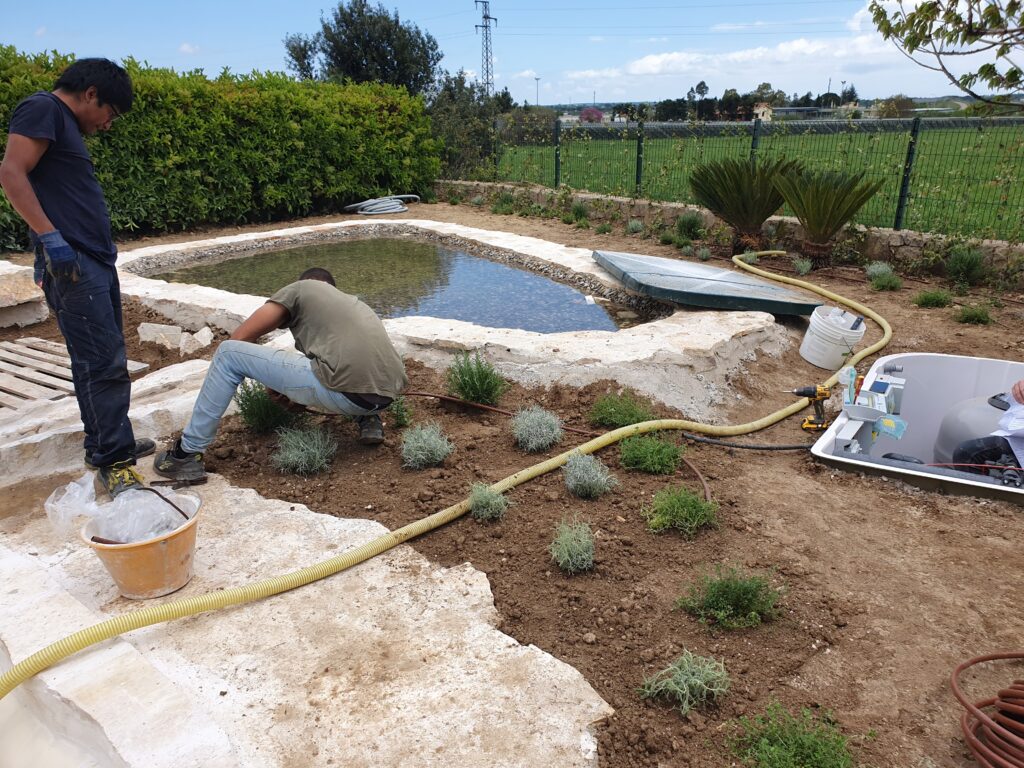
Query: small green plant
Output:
[[549, 518, 595, 573], [561, 213, 576, 225], [645, 486, 718, 537], [562, 451, 617, 499], [271, 425, 338, 475], [626, 218, 645, 235], [864, 261, 893, 279], [945, 243, 987, 287], [235, 379, 298, 434], [595, 223, 612, 234], [660, 231, 676, 245], [448, 194, 463, 206], [675, 211, 705, 240], [677, 565, 782, 629], [619, 435, 681, 474], [738, 251, 759, 265], [588, 391, 655, 428], [571, 201, 589, 222], [638, 650, 730, 716], [792, 257, 813, 275], [574, 218, 591, 229], [511, 406, 563, 452], [490, 192, 516, 215], [697, 246, 712, 261], [912, 289, 952, 308], [446, 351, 510, 405], [386, 395, 412, 428], [469, 194, 485, 206], [870, 272, 902, 291], [679, 244, 695, 257], [955, 304, 993, 324], [401, 423, 454, 469], [732, 703, 853, 768], [469, 483, 509, 522], [674, 235, 692, 249]]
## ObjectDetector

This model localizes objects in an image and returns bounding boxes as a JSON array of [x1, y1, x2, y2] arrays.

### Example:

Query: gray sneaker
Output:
[[153, 440, 208, 484], [356, 414, 385, 445]]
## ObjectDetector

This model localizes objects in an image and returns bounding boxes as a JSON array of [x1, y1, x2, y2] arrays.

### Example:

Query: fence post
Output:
[[893, 116, 921, 230], [749, 118, 762, 165], [634, 120, 645, 196], [553, 118, 561, 188]]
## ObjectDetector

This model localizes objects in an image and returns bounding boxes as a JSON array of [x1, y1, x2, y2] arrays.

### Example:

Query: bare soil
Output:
[[8, 203, 1024, 767]]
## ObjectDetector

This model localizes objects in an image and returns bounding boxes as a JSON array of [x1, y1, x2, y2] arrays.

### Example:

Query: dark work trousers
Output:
[[951, 435, 1019, 474], [40, 249, 135, 467]]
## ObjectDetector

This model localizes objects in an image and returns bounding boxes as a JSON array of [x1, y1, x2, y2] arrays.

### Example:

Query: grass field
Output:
[[494, 122, 1024, 242]]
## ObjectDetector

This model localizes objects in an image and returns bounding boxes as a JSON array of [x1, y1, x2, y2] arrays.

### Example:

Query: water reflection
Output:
[[155, 238, 622, 333]]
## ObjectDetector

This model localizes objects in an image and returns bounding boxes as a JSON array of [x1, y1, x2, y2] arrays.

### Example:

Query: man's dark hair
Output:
[[299, 267, 336, 286], [54, 58, 133, 114]]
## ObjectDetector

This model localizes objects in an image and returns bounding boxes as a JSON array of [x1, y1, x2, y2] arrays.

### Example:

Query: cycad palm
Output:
[[773, 169, 883, 251], [689, 157, 801, 250]]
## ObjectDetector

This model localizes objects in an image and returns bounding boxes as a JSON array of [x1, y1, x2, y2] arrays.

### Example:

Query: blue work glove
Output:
[[37, 230, 80, 282]]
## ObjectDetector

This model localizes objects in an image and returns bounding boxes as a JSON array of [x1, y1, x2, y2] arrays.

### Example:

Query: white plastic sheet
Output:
[[45, 474, 199, 544]]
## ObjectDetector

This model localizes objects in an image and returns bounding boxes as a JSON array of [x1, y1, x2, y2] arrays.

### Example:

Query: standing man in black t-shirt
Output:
[[0, 59, 153, 497]]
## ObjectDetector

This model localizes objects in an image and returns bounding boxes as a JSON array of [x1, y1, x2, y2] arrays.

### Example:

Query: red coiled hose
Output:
[[951, 652, 1024, 767]]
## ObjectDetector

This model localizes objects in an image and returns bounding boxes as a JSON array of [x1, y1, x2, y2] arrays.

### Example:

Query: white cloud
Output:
[[34, 26, 46, 37], [565, 67, 622, 80], [178, 43, 199, 55], [847, 6, 873, 32], [513, 69, 537, 79], [647, 37, 669, 43], [589, 36, 605, 43], [627, 51, 703, 76]]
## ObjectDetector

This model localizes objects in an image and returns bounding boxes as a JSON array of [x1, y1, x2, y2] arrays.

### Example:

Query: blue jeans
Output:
[[40, 249, 135, 467], [180, 340, 375, 453]]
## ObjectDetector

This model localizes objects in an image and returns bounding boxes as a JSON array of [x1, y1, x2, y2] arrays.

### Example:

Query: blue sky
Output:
[[5, 1, 984, 105]]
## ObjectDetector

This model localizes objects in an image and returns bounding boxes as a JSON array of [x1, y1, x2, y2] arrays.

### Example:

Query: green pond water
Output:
[[155, 238, 627, 332]]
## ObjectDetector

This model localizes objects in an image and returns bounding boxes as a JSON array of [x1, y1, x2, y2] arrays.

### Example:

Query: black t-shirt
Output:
[[8, 92, 116, 264]]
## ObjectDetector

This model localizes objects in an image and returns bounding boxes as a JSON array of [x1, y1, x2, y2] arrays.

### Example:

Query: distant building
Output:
[[753, 102, 773, 122]]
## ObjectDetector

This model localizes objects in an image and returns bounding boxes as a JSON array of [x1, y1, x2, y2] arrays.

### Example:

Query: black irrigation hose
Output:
[[682, 432, 814, 451]]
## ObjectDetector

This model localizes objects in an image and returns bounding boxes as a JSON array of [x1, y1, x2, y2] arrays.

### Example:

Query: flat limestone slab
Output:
[[593, 249, 823, 315], [0, 474, 612, 767], [0, 262, 47, 328]]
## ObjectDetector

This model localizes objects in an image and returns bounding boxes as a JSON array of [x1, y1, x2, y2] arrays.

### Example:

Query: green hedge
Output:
[[0, 47, 440, 252]]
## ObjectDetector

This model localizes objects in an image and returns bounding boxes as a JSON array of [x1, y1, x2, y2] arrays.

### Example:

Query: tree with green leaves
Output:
[[840, 83, 859, 104], [870, 1, 1023, 109], [284, 0, 442, 96], [654, 97, 688, 121], [877, 93, 916, 117], [428, 71, 498, 179]]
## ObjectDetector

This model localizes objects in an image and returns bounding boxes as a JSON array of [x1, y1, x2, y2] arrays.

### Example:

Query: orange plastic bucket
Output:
[[81, 500, 201, 600]]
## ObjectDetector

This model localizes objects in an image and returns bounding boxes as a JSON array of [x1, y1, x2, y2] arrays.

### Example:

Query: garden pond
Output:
[[154, 238, 636, 333]]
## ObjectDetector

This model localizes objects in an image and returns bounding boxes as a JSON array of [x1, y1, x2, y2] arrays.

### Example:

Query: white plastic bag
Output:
[[45, 475, 199, 544]]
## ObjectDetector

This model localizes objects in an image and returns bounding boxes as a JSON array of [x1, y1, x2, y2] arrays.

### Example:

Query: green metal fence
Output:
[[488, 117, 1024, 242]]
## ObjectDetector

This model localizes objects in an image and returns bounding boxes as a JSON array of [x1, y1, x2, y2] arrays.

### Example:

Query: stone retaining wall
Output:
[[439, 180, 1024, 288]]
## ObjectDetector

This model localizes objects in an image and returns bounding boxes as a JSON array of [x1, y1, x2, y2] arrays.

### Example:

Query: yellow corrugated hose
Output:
[[0, 252, 892, 701]]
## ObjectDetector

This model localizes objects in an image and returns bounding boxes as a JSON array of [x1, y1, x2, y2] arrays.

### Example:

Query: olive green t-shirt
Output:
[[268, 280, 407, 398]]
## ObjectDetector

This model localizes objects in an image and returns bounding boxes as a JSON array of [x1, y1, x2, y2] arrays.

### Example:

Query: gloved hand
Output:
[[37, 230, 80, 282]]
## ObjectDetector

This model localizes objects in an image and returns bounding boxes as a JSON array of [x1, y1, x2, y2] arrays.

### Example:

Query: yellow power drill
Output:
[[790, 385, 832, 432]]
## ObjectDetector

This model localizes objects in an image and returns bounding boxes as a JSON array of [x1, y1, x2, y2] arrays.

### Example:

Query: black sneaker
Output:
[[153, 440, 208, 484], [85, 438, 156, 469], [97, 460, 145, 498], [356, 414, 385, 445]]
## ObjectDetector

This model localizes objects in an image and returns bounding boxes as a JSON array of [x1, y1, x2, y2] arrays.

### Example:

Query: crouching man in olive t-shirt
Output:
[[154, 267, 407, 483]]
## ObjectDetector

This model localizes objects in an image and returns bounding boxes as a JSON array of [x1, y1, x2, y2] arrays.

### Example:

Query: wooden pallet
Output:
[[0, 337, 149, 418]]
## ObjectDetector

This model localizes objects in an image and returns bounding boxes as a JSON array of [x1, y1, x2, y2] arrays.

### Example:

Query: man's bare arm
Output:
[[229, 301, 290, 343], [0, 134, 54, 235]]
